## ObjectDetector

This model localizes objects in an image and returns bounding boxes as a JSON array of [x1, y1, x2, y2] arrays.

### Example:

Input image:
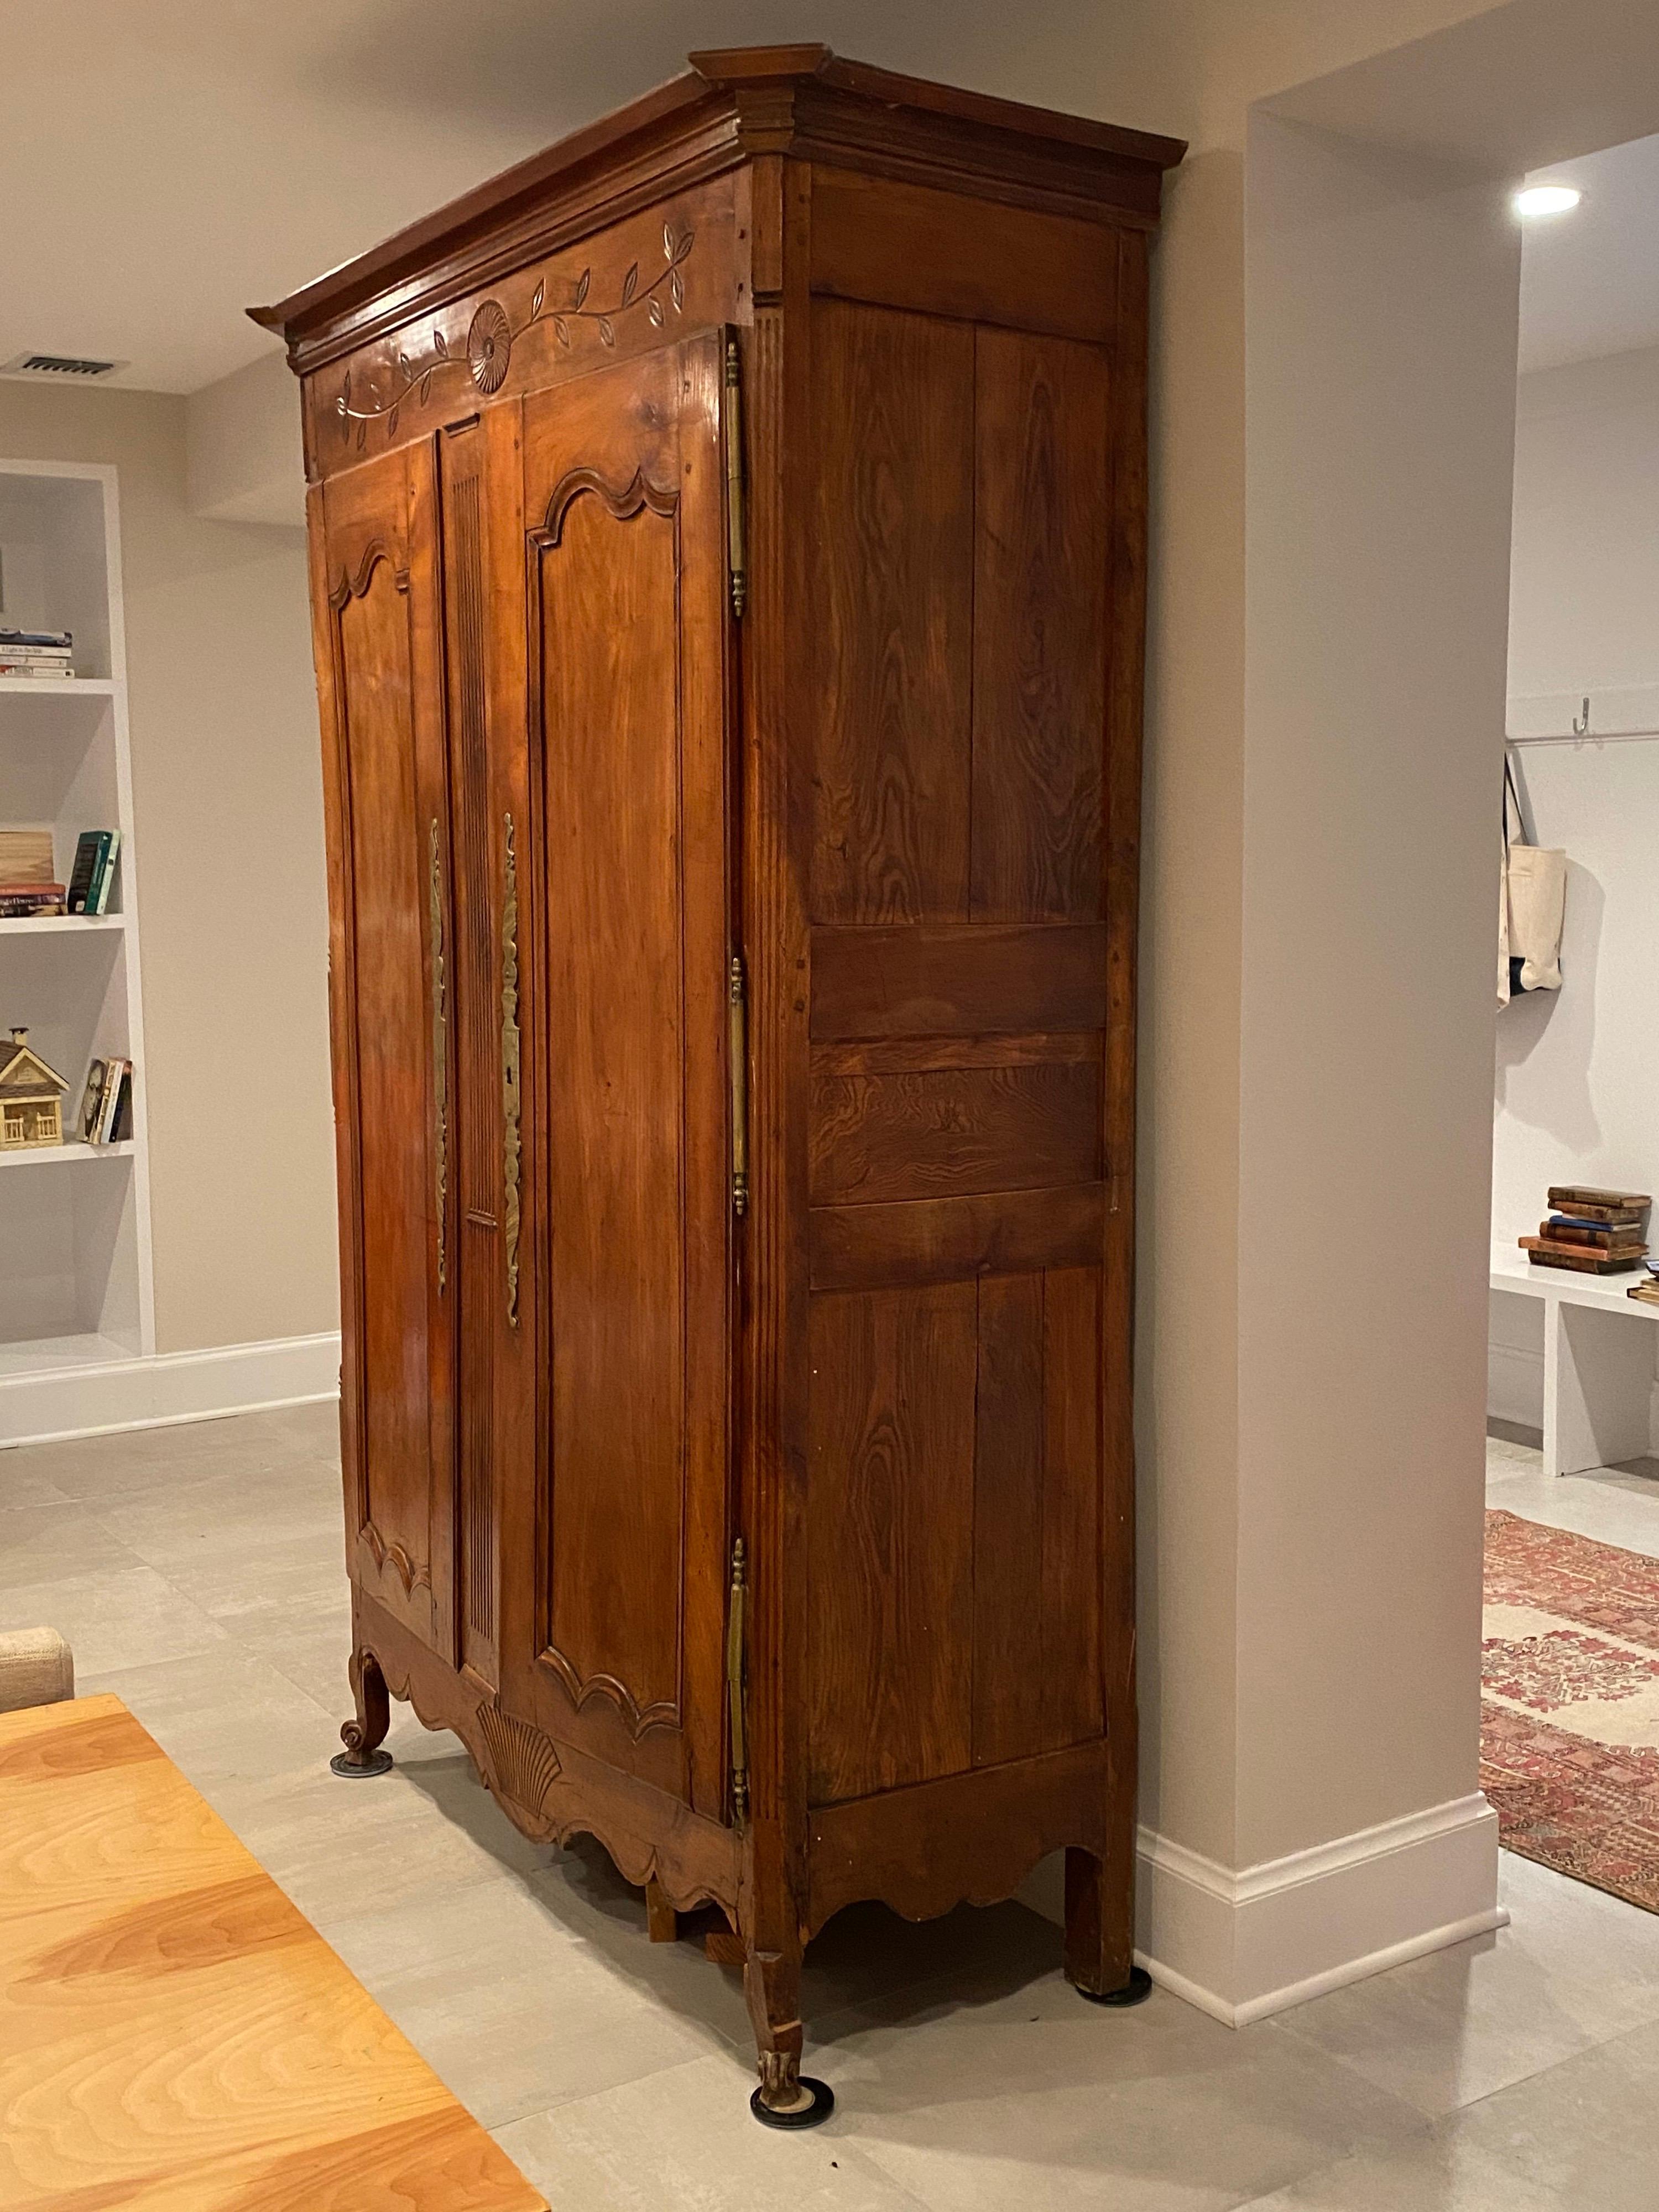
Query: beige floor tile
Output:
[[83, 1644, 342, 1791], [3, 1564, 232, 1674], [1277, 1850, 1659, 2117], [94, 1455, 343, 1572], [806, 1969, 1420, 2212], [0, 1499, 134, 1590], [21, 1410, 324, 1503], [1244, 2015, 1659, 2210], [0, 1456, 72, 1510], [494, 2051, 931, 2211]]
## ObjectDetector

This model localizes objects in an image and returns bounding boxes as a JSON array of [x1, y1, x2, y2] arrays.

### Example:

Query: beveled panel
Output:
[[811, 921, 1108, 1039], [809, 166, 1119, 340], [810, 1058, 1099, 1206]]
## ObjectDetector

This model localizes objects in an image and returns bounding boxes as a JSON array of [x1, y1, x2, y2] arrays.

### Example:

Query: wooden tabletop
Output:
[[0, 1693, 547, 2211]]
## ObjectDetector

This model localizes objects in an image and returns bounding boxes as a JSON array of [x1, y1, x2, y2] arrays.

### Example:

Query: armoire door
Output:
[[309, 440, 456, 1663], [514, 334, 734, 1819]]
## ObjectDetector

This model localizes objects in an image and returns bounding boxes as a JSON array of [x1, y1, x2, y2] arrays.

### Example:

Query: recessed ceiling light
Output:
[[1515, 184, 1583, 218]]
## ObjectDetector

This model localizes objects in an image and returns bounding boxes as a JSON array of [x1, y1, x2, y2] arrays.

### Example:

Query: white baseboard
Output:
[[0, 1332, 341, 1447], [1019, 1792, 1505, 2026]]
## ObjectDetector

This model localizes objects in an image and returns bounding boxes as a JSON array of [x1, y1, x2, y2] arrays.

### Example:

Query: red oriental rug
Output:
[[1482, 1509, 1659, 1913]]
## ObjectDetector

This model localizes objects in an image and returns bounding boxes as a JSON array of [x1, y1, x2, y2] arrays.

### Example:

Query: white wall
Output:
[[1490, 346, 1659, 1433]]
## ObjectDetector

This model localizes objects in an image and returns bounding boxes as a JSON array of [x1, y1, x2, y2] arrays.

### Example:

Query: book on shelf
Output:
[[66, 830, 119, 916], [0, 883, 67, 916], [1546, 1186, 1652, 1219], [77, 1061, 106, 1144], [1540, 1219, 1647, 1252], [1629, 1279, 1659, 1308], [1520, 1235, 1647, 1275], [80, 1056, 131, 1146]]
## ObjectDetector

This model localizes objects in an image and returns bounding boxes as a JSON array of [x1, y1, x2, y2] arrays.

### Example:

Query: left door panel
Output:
[[309, 441, 456, 1663]]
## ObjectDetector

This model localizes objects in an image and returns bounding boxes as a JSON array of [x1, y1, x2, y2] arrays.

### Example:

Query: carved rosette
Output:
[[467, 301, 512, 394]]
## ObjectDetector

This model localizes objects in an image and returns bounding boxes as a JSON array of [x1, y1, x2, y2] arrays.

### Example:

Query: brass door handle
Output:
[[429, 819, 447, 1292], [501, 811, 520, 1326], [729, 952, 748, 1218]]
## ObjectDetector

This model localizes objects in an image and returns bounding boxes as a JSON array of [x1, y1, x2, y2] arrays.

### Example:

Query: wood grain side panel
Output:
[[808, 167, 1118, 341], [806, 1739, 1109, 1936], [813, 1031, 1100, 1077], [811, 922, 1107, 1039], [808, 299, 974, 925], [536, 457, 686, 1734], [1041, 1265, 1105, 1751], [806, 1285, 975, 1804], [971, 1275, 1046, 1766], [810, 1182, 1105, 1293], [972, 329, 1110, 922], [969, 1267, 1105, 1768], [810, 1060, 1099, 1206]]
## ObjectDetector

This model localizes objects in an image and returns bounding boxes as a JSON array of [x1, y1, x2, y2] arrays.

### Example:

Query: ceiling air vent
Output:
[[1, 352, 126, 382]]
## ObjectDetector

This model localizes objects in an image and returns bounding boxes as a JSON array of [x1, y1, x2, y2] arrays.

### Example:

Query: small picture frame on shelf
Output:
[[80, 1060, 107, 1144]]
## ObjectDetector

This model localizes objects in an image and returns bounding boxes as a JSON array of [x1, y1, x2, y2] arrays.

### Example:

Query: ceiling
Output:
[[1520, 132, 1659, 375], [0, 3, 1653, 397], [0, 0, 1136, 396]]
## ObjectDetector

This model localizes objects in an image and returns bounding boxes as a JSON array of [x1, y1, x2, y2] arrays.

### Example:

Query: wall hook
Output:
[[1572, 695, 1592, 738]]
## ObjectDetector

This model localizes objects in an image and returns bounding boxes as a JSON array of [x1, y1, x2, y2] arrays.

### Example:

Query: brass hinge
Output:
[[723, 329, 746, 620], [727, 1536, 748, 1829], [728, 952, 748, 1219]]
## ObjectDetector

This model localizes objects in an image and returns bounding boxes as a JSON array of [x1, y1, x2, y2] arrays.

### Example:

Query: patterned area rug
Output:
[[1483, 1509, 1659, 1912]]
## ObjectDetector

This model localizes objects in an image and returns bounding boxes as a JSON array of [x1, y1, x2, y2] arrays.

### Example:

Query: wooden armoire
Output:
[[254, 45, 1182, 2124]]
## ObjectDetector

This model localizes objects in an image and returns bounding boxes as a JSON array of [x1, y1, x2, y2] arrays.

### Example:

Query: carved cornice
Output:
[[331, 225, 695, 453], [248, 49, 1183, 378]]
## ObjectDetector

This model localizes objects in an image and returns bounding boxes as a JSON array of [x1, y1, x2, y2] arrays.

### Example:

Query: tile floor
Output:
[[4, 1408, 1659, 2209]]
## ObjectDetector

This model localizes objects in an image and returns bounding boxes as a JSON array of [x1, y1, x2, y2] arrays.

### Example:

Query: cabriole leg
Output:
[[1065, 1845, 1150, 2005], [645, 1877, 678, 1944], [744, 1939, 834, 2128], [331, 1645, 394, 1778]]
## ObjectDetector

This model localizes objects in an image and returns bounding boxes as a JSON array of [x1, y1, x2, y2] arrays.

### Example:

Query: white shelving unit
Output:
[[0, 460, 154, 1378]]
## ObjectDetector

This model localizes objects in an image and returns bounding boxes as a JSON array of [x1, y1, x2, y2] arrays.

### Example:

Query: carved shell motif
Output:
[[477, 1703, 561, 1819], [467, 300, 512, 395]]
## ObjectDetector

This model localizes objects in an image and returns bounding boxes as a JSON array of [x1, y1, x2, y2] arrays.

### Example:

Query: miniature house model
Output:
[[0, 1027, 68, 1149]]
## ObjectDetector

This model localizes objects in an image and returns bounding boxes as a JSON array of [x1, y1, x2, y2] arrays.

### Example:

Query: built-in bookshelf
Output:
[[0, 461, 153, 1384]]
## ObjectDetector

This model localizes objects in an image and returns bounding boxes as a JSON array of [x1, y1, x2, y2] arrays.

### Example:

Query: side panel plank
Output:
[[810, 1060, 1099, 1205], [972, 329, 1111, 923], [806, 1285, 975, 1804], [809, 300, 974, 925]]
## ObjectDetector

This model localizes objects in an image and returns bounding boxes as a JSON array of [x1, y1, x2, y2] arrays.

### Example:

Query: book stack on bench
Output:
[[1520, 1186, 1650, 1275]]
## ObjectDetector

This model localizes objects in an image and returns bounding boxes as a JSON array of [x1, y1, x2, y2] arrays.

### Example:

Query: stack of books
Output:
[[0, 826, 65, 916], [66, 830, 119, 916], [1520, 1186, 1651, 1274], [0, 628, 74, 679], [79, 1057, 133, 1146]]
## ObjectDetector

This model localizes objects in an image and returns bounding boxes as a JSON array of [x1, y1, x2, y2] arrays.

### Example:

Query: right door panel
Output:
[[518, 337, 733, 1819]]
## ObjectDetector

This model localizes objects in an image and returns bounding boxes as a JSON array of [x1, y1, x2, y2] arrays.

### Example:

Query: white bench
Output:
[[1490, 1248, 1659, 1478]]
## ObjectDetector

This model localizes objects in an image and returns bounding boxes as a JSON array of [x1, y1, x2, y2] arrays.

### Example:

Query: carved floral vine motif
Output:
[[336, 221, 696, 446]]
